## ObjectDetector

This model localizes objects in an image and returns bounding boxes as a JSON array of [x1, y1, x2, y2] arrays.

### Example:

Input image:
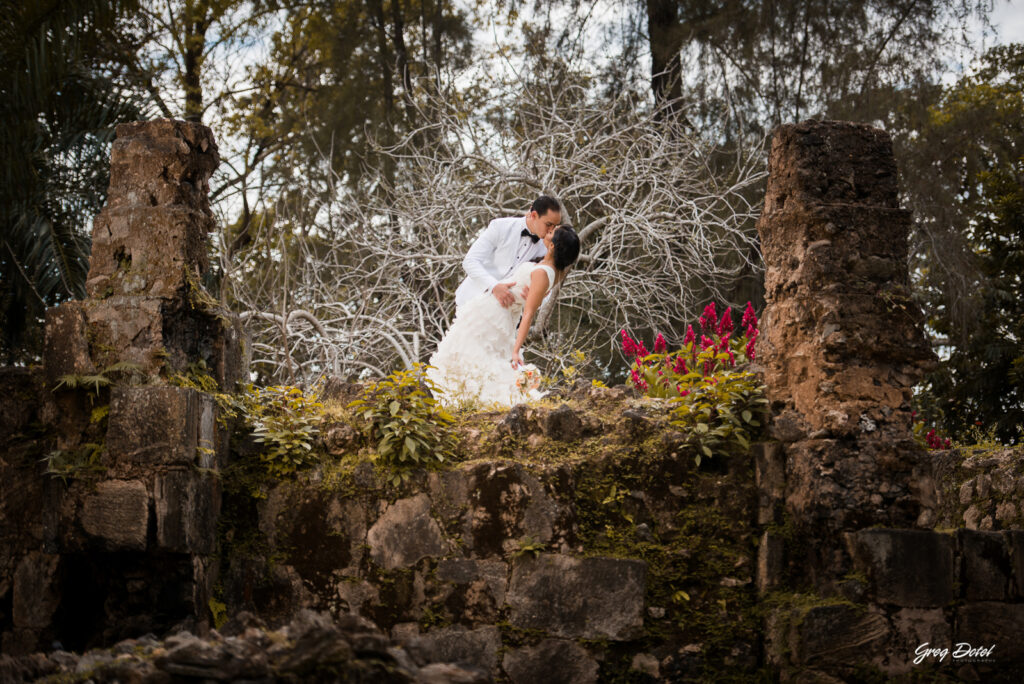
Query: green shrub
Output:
[[348, 363, 457, 484], [243, 384, 324, 476]]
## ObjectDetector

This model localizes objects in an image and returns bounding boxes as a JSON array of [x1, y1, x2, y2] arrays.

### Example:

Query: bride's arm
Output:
[[511, 268, 551, 367]]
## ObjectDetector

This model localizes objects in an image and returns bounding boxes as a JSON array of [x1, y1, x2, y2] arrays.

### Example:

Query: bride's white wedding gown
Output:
[[427, 262, 555, 407]]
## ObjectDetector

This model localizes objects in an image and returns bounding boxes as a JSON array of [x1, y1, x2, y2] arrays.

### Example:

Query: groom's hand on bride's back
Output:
[[491, 282, 523, 308]]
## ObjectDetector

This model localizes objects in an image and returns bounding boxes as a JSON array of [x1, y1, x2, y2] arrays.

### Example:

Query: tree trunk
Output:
[[647, 0, 682, 114], [182, 1, 208, 122]]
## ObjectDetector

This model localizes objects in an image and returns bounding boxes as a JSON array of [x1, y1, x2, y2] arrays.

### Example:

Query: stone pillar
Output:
[[757, 121, 936, 549], [13, 120, 244, 652], [45, 119, 242, 387]]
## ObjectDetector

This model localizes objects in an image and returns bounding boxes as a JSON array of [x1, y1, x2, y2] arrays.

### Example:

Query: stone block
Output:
[[540, 405, 583, 441], [12, 552, 61, 629], [436, 559, 508, 603], [792, 604, 891, 666], [956, 602, 1024, 662], [43, 302, 95, 386], [462, 463, 562, 557], [80, 295, 166, 374], [849, 529, 954, 607], [1004, 531, 1024, 599], [80, 479, 150, 550], [507, 554, 645, 640], [107, 386, 214, 465], [87, 206, 212, 299], [762, 120, 900, 210], [106, 119, 219, 211], [367, 494, 444, 570], [757, 531, 784, 594], [434, 559, 508, 624], [890, 608, 951, 674], [502, 639, 599, 684], [754, 442, 785, 524], [415, 625, 501, 673], [960, 530, 1011, 601], [155, 470, 220, 554]]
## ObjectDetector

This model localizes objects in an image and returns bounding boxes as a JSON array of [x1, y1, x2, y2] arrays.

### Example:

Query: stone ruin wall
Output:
[[1, 120, 241, 654], [756, 122, 1024, 681], [1, 119, 1023, 682]]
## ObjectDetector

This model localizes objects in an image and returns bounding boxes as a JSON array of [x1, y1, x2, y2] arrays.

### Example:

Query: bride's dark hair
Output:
[[552, 224, 581, 278]]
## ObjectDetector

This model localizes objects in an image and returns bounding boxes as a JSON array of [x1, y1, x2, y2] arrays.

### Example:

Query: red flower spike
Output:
[[621, 329, 637, 357], [700, 335, 714, 350], [745, 338, 757, 361], [654, 333, 667, 353], [741, 302, 758, 330], [683, 325, 696, 347], [717, 307, 734, 337], [699, 302, 718, 331], [674, 356, 687, 374]]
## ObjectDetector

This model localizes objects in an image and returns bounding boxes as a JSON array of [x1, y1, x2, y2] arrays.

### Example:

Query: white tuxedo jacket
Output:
[[455, 215, 547, 308]]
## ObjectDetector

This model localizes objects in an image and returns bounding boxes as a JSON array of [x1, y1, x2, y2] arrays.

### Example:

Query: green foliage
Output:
[[54, 360, 145, 397], [667, 358, 768, 466], [0, 0, 145, 362], [42, 442, 105, 483], [168, 359, 239, 425], [243, 384, 323, 477], [909, 43, 1024, 444], [512, 536, 546, 558], [348, 363, 457, 486], [208, 598, 228, 630]]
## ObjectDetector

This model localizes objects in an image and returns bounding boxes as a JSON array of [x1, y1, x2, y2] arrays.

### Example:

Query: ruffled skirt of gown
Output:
[[426, 293, 539, 408]]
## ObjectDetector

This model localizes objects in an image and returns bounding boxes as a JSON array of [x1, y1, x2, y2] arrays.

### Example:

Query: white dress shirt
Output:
[[455, 216, 547, 308]]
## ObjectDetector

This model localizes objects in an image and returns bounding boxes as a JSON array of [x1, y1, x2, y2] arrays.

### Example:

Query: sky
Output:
[[991, 0, 1024, 45]]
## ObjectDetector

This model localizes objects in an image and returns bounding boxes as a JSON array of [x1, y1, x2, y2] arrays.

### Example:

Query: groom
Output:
[[455, 196, 562, 309]]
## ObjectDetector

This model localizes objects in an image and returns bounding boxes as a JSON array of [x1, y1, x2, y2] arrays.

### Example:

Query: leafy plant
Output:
[[168, 359, 240, 425], [348, 363, 457, 485], [601, 484, 635, 524], [41, 442, 105, 482], [512, 536, 547, 558], [622, 302, 768, 464], [54, 360, 145, 396], [208, 598, 228, 630], [243, 384, 323, 476]]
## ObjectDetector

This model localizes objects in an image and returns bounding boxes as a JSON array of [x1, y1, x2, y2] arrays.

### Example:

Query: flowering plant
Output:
[[911, 411, 953, 450], [621, 301, 767, 463]]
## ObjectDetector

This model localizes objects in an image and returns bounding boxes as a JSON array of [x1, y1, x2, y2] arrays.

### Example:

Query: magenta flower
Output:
[[674, 356, 687, 374], [699, 302, 718, 331], [683, 325, 696, 347], [741, 301, 758, 331], [700, 335, 714, 350], [621, 329, 637, 357], [716, 307, 734, 337], [745, 337, 757, 361], [654, 333, 667, 353], [630, 368, 648, 391]]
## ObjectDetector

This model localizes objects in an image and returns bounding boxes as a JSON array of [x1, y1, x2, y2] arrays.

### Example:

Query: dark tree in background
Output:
[[906, 44, 1024, 443], [0, 0, 145, 362]]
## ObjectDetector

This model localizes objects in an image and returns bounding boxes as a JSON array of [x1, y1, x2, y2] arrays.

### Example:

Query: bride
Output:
[[427, 224, 581, 407]]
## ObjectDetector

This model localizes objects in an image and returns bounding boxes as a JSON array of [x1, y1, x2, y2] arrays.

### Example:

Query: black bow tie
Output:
[[521, 228, 540, 243]]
